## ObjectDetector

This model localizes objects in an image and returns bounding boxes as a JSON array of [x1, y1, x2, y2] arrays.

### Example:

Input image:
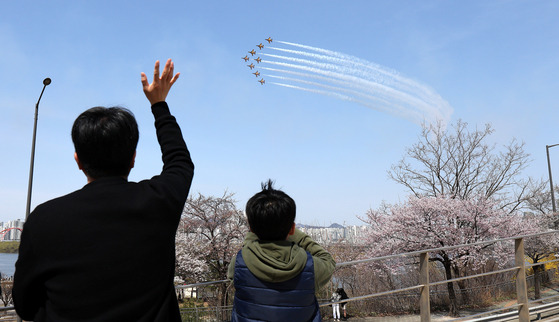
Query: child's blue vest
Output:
[[231, 249, 321, 322]]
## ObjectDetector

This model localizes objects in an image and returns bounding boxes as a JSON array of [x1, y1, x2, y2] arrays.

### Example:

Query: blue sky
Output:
[[1, 1, 558, 226]]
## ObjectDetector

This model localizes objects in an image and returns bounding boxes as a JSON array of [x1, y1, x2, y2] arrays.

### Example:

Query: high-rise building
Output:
[[297, 224, 369, 245], [0, 219, 24, 241]]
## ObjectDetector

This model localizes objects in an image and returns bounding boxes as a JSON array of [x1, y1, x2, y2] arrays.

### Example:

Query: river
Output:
[[0, 253, 18, 277]]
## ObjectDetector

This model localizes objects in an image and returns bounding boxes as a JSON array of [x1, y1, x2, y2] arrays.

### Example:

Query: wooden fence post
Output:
[[419, 252, 431, 322], [515, 237, 529, 322]]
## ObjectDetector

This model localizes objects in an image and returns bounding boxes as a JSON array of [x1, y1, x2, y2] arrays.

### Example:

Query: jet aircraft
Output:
[[259, 78, 265, 85], [255, 57, 262, 63], [265, 37, 273, 43], [242, 55, 249, 62], [257, 43, 264, 50], [249, 49, 256, 56], [253, 71, 260, 77], [247, 63, 255, 70]]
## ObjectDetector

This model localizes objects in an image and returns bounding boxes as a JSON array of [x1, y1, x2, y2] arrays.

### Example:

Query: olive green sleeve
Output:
[[288, 228, 336, 290], [227, 254, 236, 282]]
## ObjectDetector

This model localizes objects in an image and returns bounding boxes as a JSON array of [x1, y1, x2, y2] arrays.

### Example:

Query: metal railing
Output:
[[176, 230, 559, 321], [5, 231, 558, 321], [0, 306, 16, 322], [179, 305, 233, 322]]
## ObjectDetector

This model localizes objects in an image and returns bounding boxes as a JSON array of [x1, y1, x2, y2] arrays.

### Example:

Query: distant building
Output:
[[297, 223, 369, 245], [0, 219, 24, 241]]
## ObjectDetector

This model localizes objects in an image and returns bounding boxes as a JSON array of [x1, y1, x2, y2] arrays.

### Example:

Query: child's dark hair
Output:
[[246, 179, 296, 241]]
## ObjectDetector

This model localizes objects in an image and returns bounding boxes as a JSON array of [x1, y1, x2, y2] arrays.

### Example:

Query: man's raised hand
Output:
[[141, 59, 180, 105]]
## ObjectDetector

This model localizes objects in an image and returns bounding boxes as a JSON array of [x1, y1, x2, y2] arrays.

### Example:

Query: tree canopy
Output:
[[389, 120, 543, 212], [175, 192, 247, 285], [362, 195, 534, 316]]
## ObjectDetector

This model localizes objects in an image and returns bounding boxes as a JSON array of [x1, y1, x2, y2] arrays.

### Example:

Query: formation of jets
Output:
[[243, 37, 272, 85]]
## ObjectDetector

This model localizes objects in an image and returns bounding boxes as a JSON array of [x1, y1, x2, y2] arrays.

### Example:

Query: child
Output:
[[227, 180, 336, 321]]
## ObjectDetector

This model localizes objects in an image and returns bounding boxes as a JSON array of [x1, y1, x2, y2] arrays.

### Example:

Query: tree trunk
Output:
[[541, 265, 551, 285], [452, 265, 469, 304], [443, 260, 459, 317], [534, 264, 542, 300]]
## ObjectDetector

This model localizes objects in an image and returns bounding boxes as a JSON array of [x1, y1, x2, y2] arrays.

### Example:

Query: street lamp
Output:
[[546, 143, 559, 215], [25, 78, 51, 221]]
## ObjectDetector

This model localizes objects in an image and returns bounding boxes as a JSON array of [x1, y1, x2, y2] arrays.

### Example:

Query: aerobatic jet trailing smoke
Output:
[[242, 37, 452, 126]]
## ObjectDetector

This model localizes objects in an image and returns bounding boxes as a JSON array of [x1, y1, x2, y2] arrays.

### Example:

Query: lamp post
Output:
[[25, 78, 51, 221], [546, 144, 559, 228]]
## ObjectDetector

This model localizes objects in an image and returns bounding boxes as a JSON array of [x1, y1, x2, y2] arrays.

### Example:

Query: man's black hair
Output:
[[246, 179, 296, 241], [71, 106, 139, 179]]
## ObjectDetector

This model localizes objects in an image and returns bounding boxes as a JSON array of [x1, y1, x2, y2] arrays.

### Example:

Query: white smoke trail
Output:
[[249, 40, 453, 125], [276, 41, 453, 124], [267, 74, 410, 117], [268, 46, 391, 85], [262, 59, 443, 124], [271, 81, 425, 124], [275, 41, 412, 89], [261, 66, 411, 112], [271, 82, 354, 101]]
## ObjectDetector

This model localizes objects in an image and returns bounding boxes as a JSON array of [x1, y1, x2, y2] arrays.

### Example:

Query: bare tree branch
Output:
[[389, 120, 533, 212]]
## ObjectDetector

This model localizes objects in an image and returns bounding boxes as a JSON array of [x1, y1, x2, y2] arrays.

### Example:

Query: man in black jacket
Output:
[[13, 59, 194, 321]]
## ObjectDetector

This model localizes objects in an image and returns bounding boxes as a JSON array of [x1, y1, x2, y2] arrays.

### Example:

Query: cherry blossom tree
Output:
[[362, 195, 533, 317], [0, 277, 13, 306], [525, 185, 557, 216], [389, 120, 545, 213], [522, 213, 559, 299], [175, 191, 247, 306], [522, 184, 559, 298], [379, 120, 555, 314], [175, 232, 209, 284]]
